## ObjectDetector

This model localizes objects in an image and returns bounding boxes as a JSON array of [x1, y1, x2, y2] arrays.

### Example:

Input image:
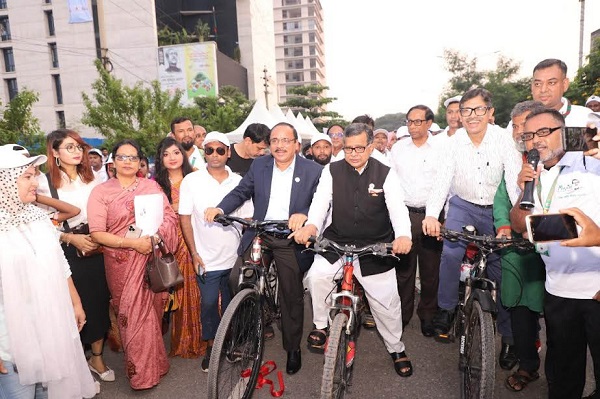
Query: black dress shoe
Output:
[[286, 350, 301, 375], [420, 320, 435, 337], [499, 343, 518, 370]]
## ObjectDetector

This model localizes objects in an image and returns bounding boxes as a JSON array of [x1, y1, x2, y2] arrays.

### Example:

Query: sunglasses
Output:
[[205, 147, 226, 156]]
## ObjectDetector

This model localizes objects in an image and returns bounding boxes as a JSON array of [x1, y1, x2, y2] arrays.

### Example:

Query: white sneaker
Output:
[[88, 362, 116, 382]]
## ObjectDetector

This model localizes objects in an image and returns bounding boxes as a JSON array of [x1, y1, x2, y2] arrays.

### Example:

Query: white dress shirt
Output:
[[306, 162, 412, 239], [264, 157, 295, 221], [188, 146, 206, 168], [426, 124, 522, 218], [390, 134, 439, 208]]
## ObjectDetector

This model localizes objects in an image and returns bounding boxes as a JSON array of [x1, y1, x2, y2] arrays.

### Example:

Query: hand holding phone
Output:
[[125, 224, 142, 239], [525, 213, 579, 243]]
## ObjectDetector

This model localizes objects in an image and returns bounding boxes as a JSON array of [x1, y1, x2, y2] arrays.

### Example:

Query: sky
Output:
[[320, 0, 600, 120]]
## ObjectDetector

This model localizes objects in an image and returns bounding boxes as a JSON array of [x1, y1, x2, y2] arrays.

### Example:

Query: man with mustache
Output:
[[170, 117, 205, 168], [310, 133, 333, 166]]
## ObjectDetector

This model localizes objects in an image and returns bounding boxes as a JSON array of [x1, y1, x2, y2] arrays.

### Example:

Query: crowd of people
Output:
[[0, 57, 599, 399]]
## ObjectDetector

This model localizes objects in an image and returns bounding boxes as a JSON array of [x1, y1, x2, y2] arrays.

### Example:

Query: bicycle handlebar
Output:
[[308, 236, 393, 257], [439, 227, 534, 252], [214, 214, 289, 231]]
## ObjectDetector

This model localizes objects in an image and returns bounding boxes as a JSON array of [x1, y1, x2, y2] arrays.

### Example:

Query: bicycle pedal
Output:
[[434, 333, 453, 344]]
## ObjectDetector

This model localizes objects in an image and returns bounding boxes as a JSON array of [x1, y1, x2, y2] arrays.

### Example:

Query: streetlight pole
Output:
[[579, 0, 585, 69], [262, 67, 269, 109]]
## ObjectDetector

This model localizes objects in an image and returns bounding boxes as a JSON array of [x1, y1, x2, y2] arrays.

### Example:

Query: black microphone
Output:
[[519, 149, 540, 209]]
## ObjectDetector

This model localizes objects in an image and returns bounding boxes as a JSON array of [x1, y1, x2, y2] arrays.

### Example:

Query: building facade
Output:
[[273, 0, 326, 104], [0, 0, 159, 137]]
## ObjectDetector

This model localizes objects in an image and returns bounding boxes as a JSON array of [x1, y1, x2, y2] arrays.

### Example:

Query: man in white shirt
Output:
[[373, 129, 392, 166], [390, 105, 442, 337], [292, 123, 413, 377], [423, 88, 522, 346], [509, 108, 600, 399], [170, 117, 206, 168], [310, 133, 333, 166], [327, 124, 345, 162], [88, 148, 107, 182], [432, 95, 462, 144], [179, 132, 252, 372]]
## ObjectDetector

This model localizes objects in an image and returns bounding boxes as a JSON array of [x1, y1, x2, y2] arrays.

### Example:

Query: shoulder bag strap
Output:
[[45, 172, 72, 233]]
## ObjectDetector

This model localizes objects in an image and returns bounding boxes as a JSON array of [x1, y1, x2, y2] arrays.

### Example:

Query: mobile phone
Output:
[[525, 213, 578, 243], [563, 127, 599, 152], [125, 224, 143, 239]]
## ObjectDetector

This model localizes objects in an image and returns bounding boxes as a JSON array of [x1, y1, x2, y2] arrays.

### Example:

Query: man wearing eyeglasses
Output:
[[391, 105, 443, 337], [204, 122, 323, 375], [178, 132, 253, 372], [509, 108, 600, 399], [327, 124, 346, 162], [291, 123, 414, 377], [423, 88, 522, 348]]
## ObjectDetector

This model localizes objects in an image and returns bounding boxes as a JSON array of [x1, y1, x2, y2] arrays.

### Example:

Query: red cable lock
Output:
[[240, 360, 285, 397]]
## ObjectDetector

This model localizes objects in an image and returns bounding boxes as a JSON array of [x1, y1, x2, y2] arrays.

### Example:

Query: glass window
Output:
[[49, 43, 59, 68], [307, 19, 316, 30], [0, 16, 11, 41], [0, 0, 7, 10], [309, 33, 315, 43], [2, 47, 14, 72], [310, 58, 317, 68], [5, 78, 17, 100], [309, 45, 316, 56], [283, 0, 300, 5], [310, 71, 317, 81], [288, 8, 301, 18], [308, 6, 315, 16], [285, 72, 304, 83], [45, 11, 55, 36], [284, 46, 303, 57], [52, 74, 62, 104]]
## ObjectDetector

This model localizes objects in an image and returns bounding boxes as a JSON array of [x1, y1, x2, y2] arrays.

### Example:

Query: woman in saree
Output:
[[154, 137, 205, 358], [87, 139, 178, 390]]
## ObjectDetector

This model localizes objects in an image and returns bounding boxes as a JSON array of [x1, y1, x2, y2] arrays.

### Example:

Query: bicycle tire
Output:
[[460, 300, 495, 399], [207, 288, 264, 399], [321, 312, 349, 399]]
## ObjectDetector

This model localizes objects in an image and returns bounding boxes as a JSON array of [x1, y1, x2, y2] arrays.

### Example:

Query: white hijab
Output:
[[0, 163, 96, 398]]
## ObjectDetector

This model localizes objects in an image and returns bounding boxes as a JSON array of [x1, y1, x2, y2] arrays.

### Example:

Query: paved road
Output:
[[98, 301, 595, 398]]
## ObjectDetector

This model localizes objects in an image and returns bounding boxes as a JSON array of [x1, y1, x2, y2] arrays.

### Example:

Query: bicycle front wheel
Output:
[[460, 300, 495, 399], [207, 288, 264, 399], [321, 312, 350, 399]]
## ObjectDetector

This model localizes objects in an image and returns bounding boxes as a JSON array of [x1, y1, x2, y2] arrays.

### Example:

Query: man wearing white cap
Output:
[[88, 148, 108, 182], [586, 95, 600, 112], [432, 95, 462, 144], [310, 133, 333, 166], [373, 128, 392, 166], [178, 132, 252, 373]]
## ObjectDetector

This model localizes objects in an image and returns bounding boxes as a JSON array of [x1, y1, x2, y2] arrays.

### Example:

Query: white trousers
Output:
[[304, 254, 406, 354]]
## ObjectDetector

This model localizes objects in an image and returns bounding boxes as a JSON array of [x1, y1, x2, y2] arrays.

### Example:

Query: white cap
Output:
[[373, 128, 389, 138], [103, 153, 114, 165], [586, 95, 600, 106], [203, 132, 230, 147], [588, 112, 600, 124], [311, 133, 332, 146], [396, 126, 410, 139], [444, 95, 462, 108], [429, 123, 442, 132], [89, 148, 103, 157], [0, 145, 46, 169]]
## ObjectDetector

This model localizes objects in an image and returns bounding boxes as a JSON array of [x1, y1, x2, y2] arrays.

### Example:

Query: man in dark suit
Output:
[[205, 122, 323, 375]]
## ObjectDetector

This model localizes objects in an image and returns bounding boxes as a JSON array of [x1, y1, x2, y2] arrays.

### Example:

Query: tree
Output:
[[279, 84, 347, 130], [438, 50, 530, 128], [193, 85, 252, 132], [82, 60, 196, 157], [566, 38, 600, 105], [375, 112, 407, 131], [0, 90, 46, 154], [157, 21, 211, 46]]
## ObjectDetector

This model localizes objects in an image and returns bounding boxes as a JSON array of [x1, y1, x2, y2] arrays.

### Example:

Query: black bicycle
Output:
[[439, 226, 533, 399], [307, 237, 395, 399], [207, 215, 287, 399]]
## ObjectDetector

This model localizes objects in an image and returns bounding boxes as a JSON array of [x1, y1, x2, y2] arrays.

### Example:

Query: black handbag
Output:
[[145, 234, 183, 293]]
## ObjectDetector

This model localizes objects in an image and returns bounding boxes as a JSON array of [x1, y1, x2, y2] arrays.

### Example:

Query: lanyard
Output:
[[536, 166, 565, 214], [562, 100, 572, 118]]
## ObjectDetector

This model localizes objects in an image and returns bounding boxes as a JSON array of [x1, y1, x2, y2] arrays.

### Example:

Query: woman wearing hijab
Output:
[[0, 146, 97, 399]]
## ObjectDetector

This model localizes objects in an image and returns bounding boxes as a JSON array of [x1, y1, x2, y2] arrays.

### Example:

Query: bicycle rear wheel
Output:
[[207, 288, 264, 399], [263, 259, 281, 330], [460, 300, 495, 399], [321, 312, 350, 399]]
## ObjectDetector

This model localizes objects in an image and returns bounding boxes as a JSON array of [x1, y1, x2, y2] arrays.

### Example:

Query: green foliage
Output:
[[375, 112, 407, 131], [0, 90, 46, 154], [438, 50, 530, 128], [157, 21, 211, 46], [193, 86, 252, 132], [82, 60, 197, 157], [566, 38, 600, 105], [279, 84, 348, 129]]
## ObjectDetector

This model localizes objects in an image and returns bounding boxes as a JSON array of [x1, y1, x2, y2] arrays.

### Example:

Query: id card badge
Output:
[[535, 242, 549, 256]]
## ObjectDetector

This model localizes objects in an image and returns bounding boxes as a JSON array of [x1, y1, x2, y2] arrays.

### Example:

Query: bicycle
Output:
[[307, 236, 395, 399], [207, 215, 288, 399], [439, 226, 533, 399]]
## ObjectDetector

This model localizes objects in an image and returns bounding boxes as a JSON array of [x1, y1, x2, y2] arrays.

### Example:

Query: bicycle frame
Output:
[[328, 253, 361, 336]]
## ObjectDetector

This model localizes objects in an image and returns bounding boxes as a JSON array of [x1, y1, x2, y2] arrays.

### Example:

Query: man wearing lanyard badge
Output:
[[510, 108, 600, 399]]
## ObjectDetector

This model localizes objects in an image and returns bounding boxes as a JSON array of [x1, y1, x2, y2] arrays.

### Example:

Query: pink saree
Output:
[[88, 178, 178, 389]]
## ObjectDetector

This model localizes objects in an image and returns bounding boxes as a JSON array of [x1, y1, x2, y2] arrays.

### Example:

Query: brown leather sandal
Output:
[[505, 369, 539, 392]]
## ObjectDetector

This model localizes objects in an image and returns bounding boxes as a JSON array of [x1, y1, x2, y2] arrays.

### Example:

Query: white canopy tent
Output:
[[224, 100, 275, 143]]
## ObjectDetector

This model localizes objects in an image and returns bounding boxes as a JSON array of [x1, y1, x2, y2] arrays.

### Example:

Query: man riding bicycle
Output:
[[291, 123, 414, 377]]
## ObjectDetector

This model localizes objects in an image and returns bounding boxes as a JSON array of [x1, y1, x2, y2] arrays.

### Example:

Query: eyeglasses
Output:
[[328, 132, 343, 138], [270, 138, 296, 146], [59, 144, 84, 153], [459, 106, 490, 117], [405, 119, 427, 126], [114, 155, 141, 162], [205, 147, 226, 156], [343, 146, 368, 154], [520, 126, 562, 141]]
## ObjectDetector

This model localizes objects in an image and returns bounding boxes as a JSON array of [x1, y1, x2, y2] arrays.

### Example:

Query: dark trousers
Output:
[[197, 269, 231, 341], [438, 196, 511, 338], [396, 210, 442, 325], [510, 306, 540, 373], [545, 292, 600, 399], [229, 235, 305, 352]]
